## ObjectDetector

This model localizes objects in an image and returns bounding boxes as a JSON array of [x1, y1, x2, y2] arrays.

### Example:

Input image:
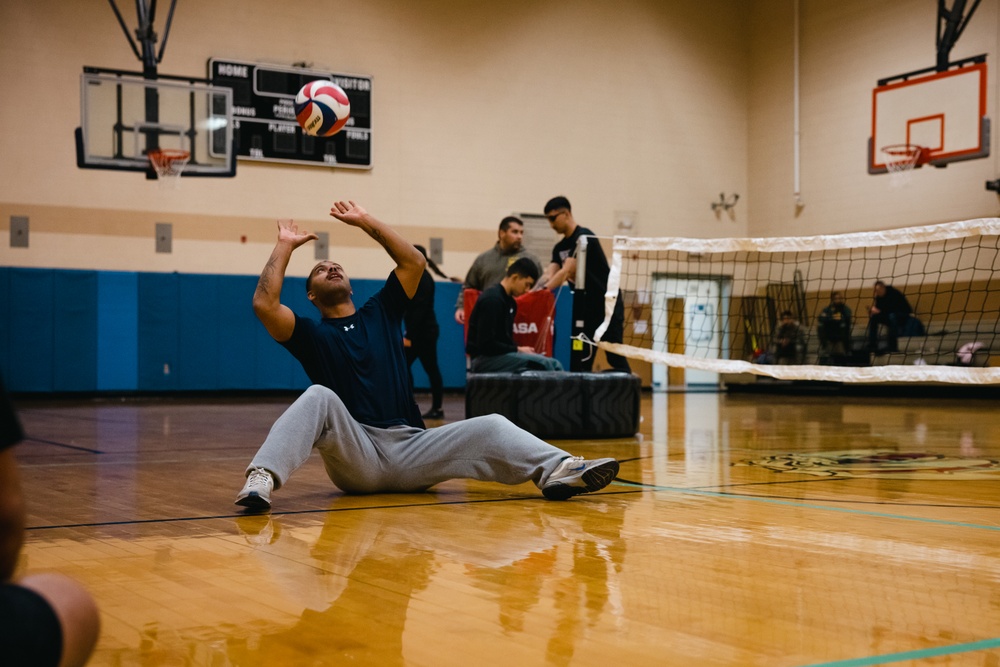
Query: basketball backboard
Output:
[[868, 59, 989, 173], [75, 68, 236, 177]]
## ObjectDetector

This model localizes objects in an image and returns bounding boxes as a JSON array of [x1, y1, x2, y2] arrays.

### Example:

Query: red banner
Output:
[[463, 288, 555, 356]]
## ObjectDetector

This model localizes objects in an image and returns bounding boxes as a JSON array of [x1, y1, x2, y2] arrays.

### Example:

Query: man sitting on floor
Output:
[[235, 202, 616, 511], [466, 258, 564, 373]]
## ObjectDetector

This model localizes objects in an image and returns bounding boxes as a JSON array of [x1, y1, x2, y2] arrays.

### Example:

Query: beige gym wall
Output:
[[0, 0, 750, 278], [2, 0, 998, 280]]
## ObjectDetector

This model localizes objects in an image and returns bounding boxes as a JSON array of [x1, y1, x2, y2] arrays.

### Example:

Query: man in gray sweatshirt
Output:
[[454, 216, 542, 324]]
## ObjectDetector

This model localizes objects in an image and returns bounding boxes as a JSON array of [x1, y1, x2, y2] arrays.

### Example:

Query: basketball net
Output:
[[881, 144, 924, 187], [148, 148, 191, 188]]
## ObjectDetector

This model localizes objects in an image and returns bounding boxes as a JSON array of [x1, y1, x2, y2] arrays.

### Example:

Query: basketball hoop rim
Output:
[[881, 143, 925, 159], [147, 148, 191, 161], [148, 148, 191, 179], [880, 144, 926, 177]]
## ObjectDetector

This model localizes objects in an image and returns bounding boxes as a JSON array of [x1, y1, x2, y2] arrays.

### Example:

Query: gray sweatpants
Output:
[[247, 385, 571, 494]]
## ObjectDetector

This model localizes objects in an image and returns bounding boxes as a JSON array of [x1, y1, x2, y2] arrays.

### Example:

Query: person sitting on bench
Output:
[[466, 258, 563, 373], [867, 280, 919, 353]]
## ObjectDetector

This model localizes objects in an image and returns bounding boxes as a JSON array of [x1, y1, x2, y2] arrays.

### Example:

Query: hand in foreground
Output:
[[455, 309, 466, 325], [277, 219, 318, 247], [330, 200, 368, 226]]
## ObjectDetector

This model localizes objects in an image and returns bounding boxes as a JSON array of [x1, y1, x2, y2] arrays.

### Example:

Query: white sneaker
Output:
[[236, 467, 273, 511], [542, 456, 619, 500]]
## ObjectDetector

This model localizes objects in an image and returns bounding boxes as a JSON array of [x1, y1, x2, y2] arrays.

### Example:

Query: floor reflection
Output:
[[88, 495, 631, 665], [230, 512, 437, 666]]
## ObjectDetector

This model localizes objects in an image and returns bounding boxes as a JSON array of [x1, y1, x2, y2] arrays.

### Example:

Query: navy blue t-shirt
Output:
[[280, 272, 423, 429]]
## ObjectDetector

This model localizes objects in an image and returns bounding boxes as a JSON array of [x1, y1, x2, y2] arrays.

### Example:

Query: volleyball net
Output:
[[590, 218, 1000, 384]]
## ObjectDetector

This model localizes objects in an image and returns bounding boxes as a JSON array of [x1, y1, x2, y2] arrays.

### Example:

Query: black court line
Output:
[[22, 437, 104, 455], [16, 443, 256, 460], [23, 489, 644, 532]]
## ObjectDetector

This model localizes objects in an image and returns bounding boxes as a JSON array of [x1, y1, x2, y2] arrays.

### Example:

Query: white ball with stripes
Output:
[[294, 81, 351, 137]]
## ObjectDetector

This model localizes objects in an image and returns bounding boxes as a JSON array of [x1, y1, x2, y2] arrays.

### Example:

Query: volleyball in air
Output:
[[294, 81, 351, 137]]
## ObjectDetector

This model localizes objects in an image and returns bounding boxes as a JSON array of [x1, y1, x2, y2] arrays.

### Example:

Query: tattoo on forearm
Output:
[[256, 257, 277, 296], [370, 228, 387, 247], [368, 227, 401, 261]]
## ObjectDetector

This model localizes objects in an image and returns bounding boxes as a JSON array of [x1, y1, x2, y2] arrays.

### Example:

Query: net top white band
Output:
[[611, 217, 1000, 254]]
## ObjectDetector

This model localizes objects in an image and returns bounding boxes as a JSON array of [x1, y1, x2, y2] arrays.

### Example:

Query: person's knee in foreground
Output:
[[235, 201, 618, 512], [1, 377, 100, 667]]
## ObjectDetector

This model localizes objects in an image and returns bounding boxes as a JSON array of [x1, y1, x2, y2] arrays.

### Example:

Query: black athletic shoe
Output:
[[542, 457, 619, 500], [422, 408, 445, 420]]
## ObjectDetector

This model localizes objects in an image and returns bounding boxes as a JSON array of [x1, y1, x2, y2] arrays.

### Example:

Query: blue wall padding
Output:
[[53, 270, 98, 391], [177, 274, 221, 390], [97, 272, 138, 391], [0, 269, 573, 393], [137, 272, 180, 391], [7, 269, 55, 391], [216, 275, 259, 389], [0, 269, 10, 388]]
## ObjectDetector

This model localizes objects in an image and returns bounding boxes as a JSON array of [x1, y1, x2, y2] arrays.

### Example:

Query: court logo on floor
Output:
[[734, 449, 1000, 479]]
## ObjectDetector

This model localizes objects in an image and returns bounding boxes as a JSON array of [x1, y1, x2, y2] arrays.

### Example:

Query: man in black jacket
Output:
[[466, 258, 563, 373], [867, 280, 914, 353]]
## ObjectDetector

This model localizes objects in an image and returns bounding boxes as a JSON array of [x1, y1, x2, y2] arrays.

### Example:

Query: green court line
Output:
[[613, 481, 1000, 532], [795, 636, 1000, 666]]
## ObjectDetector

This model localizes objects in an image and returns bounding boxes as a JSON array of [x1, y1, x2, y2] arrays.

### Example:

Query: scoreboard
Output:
[[208, 58, 372, 169]]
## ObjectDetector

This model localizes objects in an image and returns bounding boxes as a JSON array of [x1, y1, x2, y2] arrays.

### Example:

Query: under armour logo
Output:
[[343, 324, 355, 332]]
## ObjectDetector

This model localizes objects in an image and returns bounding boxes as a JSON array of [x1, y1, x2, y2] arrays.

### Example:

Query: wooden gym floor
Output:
[[11, 390, 1000, 666]]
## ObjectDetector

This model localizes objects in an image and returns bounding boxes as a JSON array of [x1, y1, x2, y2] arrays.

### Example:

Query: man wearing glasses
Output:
[[538, 196, 631, 373]]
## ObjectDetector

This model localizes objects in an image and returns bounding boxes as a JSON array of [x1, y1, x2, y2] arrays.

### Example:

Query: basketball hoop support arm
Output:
[[106, 0, 179, 72], [937, 0, 981, 71]]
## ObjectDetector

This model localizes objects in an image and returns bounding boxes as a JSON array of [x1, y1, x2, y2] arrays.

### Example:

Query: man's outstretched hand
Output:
[[276, 219, 319, 248], [330, 200, 369, 227]]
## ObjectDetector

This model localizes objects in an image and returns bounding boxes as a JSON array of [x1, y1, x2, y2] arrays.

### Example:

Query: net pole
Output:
[[574, 235, 588, 291], [595, 235, 625, 343]]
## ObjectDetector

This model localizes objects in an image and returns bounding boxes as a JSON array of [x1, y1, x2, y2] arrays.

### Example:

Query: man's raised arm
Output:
[[253, 219, 318, 342], [330, 200, 426, 298]]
